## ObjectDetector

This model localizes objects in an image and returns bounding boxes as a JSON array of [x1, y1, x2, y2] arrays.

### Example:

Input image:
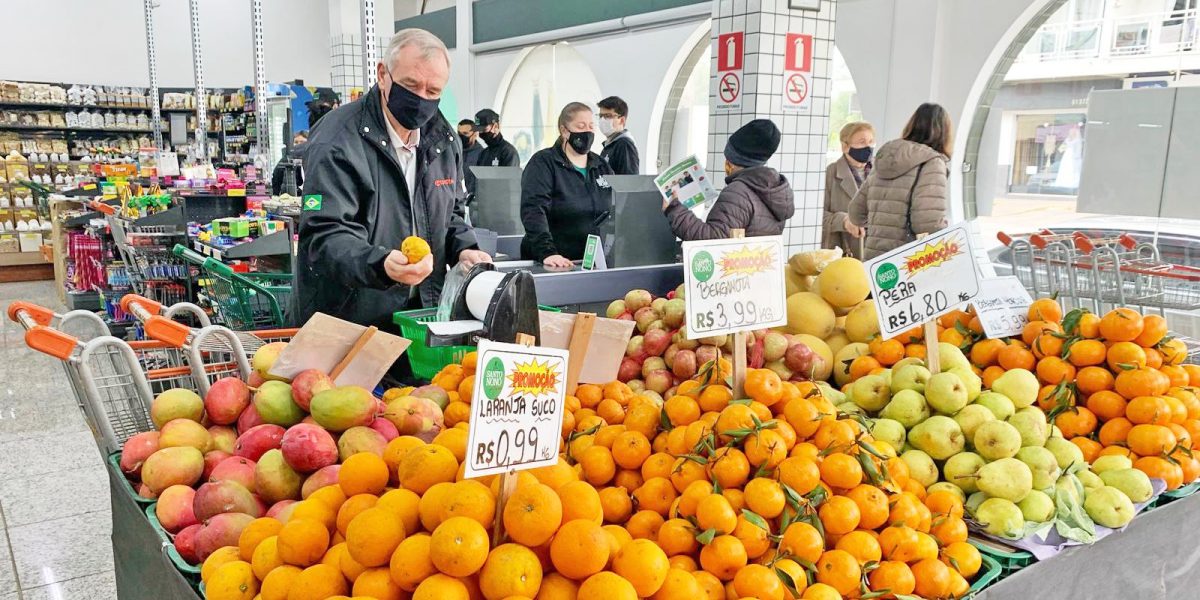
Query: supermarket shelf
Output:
[[0, 251, 51, 266], [0, 125, 153, 134], [0, 100, 155, 111], [192, 229, 290, 260]]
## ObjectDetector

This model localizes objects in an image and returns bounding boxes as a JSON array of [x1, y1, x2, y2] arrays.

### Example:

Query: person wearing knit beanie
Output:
[[663, 118, 795, 241]]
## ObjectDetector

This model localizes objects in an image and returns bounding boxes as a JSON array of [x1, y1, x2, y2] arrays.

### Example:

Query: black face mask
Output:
[[848, 146, 873, 164], [567, 131, 594, 154], [459, 134, 473, 148], [384, 78, 440, 130], [479, 130, 499, 145]]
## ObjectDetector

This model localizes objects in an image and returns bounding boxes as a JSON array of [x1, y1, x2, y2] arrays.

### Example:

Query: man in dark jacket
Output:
[[664, 119, 794, 240], [458, 118, 483, 199], [473, 109, 520, 168], [597, 96, 639, 175], [294, 29, 490, 331]]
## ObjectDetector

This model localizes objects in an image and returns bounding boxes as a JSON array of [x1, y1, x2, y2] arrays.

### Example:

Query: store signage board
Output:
[[716, 32, 744, 110], [866, 223, 983, 340], [682, 235, 787, 339], [781, 33, 814, 113], [581, 234, 606, 270], [464, 340, 568, 479], [973, 276, 1033, 339]]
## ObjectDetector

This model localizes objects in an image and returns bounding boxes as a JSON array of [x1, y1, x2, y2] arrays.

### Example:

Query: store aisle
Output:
[[0, 281, 117, 600]]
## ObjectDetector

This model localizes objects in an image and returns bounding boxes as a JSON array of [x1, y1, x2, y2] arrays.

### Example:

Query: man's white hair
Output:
[[385, 28, 450, 69]]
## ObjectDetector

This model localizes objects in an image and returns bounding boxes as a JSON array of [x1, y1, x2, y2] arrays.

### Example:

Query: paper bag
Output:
[[538, 311, 635, 383], [268, 313, 411, 390]]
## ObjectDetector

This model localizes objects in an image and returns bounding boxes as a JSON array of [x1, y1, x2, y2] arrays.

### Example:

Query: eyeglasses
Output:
[[597, 113, 619, 120]]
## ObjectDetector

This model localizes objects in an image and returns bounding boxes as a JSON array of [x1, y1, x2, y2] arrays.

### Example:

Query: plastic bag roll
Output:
[[466, 270, 507, 321]]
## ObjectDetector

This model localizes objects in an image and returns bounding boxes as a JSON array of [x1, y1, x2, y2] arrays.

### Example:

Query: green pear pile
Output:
[[840, 343, 1152, 540]]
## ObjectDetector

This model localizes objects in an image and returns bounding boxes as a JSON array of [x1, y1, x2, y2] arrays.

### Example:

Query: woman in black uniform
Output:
[[519, 102, 614, 268]]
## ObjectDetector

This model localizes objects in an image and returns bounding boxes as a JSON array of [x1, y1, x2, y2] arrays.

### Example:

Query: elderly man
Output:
[[294, 28, 490, 331]]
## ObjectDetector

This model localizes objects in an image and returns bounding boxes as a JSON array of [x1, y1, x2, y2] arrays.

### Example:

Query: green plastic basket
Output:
[[145, 503, 202, 579], [108, 451, 155, 507], [968, 553, 1003, 595], [969, 536, 1035, 574], [394, 305, 560, 381]]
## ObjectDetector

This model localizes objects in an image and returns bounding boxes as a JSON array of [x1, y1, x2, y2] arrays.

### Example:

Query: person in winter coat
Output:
[[822, 121, 875, 258], [847, 103, 952, 259], [294, 29, 490, 332], [520, 102, 615, 268], [664, 119, 795, 241]]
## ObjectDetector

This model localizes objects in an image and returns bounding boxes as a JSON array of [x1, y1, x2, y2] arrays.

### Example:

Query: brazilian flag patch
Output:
[[302, 194, 323, 211]]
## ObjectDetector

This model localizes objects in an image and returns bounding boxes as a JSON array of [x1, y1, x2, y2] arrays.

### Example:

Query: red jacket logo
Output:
[[434, 178, 455, 187]]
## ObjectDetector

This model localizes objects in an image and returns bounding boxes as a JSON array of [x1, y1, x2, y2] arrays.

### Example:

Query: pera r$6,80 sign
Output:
[[682, 235, 787, 340], [865, 223, 982, 340], [463, 340, 568, 479]]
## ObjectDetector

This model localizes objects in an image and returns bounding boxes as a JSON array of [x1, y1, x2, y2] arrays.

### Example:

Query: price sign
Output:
[[682, 235, 787, 339], [866, 224, 982, 339], [972, 276, 1033, 339], [463, 340, 568, 479]]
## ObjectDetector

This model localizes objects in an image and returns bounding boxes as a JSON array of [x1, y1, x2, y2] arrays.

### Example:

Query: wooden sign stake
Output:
[[924, 321, 941, 374], [730, 228, 748, 399], [564, 313, 596, 395], [492, 332, 536, 545], [328, 325, 377, 380]]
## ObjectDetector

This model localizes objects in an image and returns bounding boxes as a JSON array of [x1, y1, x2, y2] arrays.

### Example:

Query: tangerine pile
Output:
[[200, 346, 986, 600], [857, 299, 1200, 491]]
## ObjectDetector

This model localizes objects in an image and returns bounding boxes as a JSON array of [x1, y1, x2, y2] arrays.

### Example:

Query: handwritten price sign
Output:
[[972, 276, 1033, 339], [682, 236, 787, 339], [463, 340, 568, 479], [866, 224, 982, 340]]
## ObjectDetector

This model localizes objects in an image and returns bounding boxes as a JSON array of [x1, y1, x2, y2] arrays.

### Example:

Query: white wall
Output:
[[0, 0, 332, 88]]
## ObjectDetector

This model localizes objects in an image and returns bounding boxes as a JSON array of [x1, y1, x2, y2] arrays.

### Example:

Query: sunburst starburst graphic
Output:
[[719, 245, 776, 277], [507, 358, 560, 397], [903, 236, 963, 277]]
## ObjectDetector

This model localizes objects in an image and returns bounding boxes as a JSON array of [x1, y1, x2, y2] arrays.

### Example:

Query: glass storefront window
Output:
[[1007, 113, 1086, 196]]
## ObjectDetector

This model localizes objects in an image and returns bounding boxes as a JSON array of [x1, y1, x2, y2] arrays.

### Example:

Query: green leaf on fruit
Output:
[[776, 567, 803, 597], [742, 509, 769, 531], [694, 527, 718, 545]]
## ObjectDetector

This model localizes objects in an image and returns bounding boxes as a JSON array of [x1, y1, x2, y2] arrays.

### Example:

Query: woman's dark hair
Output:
[[902, 103, 954, 157]]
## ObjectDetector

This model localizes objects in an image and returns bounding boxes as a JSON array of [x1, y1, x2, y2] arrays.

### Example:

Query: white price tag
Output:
[[865, 224, 983, 339], [463, 340, 568, 479], [682, 236, 787, 340], [972, 276, 1033, 339]]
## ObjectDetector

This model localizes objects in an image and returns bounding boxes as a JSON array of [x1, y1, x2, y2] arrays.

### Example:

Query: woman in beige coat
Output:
[[822, 121, 875, 258], [847, 103, 952, 259]]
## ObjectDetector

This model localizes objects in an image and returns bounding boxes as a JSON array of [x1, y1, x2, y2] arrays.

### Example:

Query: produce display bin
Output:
[[107, 451, 155, 507], [970, 553, 1003, 594], [107, 453, 202, 600], [145, 504, 202, 581], [969, 536, 1036, 575], [394, 305, 560, 380]]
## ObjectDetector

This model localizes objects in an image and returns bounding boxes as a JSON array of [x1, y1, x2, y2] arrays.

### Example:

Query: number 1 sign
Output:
[[463, 340, 568, 479], [865, 223, 982, 340]]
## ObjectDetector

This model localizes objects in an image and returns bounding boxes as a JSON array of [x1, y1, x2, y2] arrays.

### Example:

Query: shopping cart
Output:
[[172, 244, 293, 330], [90, 201, 190, 305], [996, 230, 1139, 313]]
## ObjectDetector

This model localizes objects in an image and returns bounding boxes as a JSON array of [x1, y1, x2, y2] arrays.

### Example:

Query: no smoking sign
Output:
[[781, 33, 813, 112], [716, 31, 744, 109]]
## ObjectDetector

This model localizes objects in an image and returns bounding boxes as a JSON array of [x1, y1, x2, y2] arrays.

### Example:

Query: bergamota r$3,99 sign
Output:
[[463, 340, 568, 479], [682, 235, 787, 340], [865, 223, 982, 340]]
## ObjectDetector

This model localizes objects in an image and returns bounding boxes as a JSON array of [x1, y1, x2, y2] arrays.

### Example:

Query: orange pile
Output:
[[858, 299, 1200, 491]]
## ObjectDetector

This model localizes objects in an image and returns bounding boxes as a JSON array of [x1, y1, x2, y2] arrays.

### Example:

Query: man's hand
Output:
[[458, 249, 492, 268], [542, 254, 574, 269], [383, 250, 433, 285]]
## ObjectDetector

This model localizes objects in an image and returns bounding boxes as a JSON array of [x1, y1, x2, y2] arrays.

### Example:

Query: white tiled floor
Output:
[[0, 280, 117, 600]]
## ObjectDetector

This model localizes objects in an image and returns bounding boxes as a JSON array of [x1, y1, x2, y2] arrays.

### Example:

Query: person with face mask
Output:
[[473, 109, 520, 168], [597, 96, 639, 175], [520, 102, 615, 269], [294, 28, 491, 337], [822, 121, 875, 258], [663, 119, 794, 241], [458, 118, 483, 200]]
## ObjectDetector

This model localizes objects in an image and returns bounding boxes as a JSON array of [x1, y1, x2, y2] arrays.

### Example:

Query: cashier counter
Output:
[[468, 167, 684, 308]]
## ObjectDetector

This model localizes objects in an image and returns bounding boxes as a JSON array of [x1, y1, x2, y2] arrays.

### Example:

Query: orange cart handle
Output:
[[25, 326, 77, 360], [89, 201, 116, 215], [7, 301, 54, 326], [145, 315, 192, 348], [120, 293, 162, 316]]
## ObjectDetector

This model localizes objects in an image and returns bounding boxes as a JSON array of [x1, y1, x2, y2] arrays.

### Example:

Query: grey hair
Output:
[[385, 28, 451, 69]]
